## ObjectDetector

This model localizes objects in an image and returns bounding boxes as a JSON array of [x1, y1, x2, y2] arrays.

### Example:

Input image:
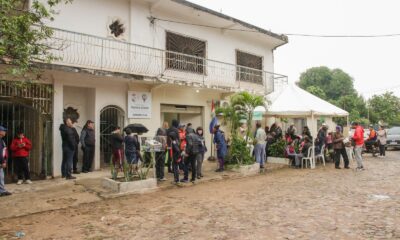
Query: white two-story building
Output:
[[0, 0, 288, 178]]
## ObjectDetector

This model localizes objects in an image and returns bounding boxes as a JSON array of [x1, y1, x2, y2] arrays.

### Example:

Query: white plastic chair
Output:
[[301, 146, 313, 169], [315, 144, 326, 166]]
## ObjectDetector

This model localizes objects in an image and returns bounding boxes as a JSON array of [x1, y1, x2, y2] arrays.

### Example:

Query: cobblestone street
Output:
[[1, 151, 399, 240]]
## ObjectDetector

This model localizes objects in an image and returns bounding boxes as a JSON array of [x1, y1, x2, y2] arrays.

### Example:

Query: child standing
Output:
[[10, 130, 32, 184]]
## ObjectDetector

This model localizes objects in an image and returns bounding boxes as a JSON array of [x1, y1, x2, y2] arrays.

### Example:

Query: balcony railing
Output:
[[46, 27, 288, 94]]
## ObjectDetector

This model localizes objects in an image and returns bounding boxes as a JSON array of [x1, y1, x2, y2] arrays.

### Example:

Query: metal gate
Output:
[[100, 105, 125, 166], [0, 81, 53, 182]]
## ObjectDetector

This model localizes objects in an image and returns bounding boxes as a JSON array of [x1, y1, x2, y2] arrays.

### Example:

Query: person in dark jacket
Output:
[[0, 125, 11, 196], [167, 119, 181, 183], [80, 120, 95, 173], [155, 127, 167, 181], [10, 130, 32, 184], [60, 118, 78, 180], [111, 126, 124, 171], [72, 127, 80, 174], [213, 125, 227, 172], [316, 123, 328, 154], [124, 128, 140, 174], [302, 126, 312, 140], [181, 127, 201, 183], [196, 127, 207, 179]]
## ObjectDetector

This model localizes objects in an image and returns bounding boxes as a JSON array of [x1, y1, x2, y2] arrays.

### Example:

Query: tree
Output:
[[306, 85, 326, 100], [230, 92, 264, 141], [368, 92, 400, 125], [0, 0, 71, 83], [299, 67, 356, 101], [299, 66, 368, 123]]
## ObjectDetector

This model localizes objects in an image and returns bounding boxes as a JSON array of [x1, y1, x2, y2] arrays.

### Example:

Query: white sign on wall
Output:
[[128, 91, 152, 119]]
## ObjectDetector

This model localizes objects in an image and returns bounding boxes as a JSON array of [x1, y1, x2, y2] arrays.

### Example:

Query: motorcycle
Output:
[[363, 140, 379, 157]]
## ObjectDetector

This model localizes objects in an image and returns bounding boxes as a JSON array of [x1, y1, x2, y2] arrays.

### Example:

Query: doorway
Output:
[[161, 104, 203, 129], [100, 105, 125, 166]]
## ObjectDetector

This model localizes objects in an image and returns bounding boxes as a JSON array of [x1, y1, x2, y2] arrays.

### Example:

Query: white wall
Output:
[[51, 70, 128, 176], [46, 0, 275, 74]]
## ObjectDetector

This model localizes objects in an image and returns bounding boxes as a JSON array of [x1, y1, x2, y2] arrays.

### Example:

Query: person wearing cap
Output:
[[332, 126, 349, 169], [213, 125, 227, 172], [80, 120, 95, 173], [365, 125, 378, 147], [10, 130, 33, 184], [0, 126, 11, 196], [352, 122, 365, 170]]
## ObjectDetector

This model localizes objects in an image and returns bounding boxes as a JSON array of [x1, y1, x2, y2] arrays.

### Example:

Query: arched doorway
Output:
[[100, 105, 125, 167], [0, 100, 52, 182]]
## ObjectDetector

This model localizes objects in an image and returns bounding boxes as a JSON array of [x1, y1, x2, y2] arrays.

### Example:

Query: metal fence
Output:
[[47, 27, 288, 94]]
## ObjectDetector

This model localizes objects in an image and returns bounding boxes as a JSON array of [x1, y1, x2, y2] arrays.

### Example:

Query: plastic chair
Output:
[[315, 144, 326, 166], [301, 147, 313, 169]]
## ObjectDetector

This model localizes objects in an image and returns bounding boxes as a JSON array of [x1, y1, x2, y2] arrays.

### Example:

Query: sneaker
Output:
[[215, 169, 224, 172], [66, 176, 77, 180], [159, 178, 167, 182], [179, 179, 189, 183], [17, 180, 23, 185], [0, 191, 12, 197], [25, 180, 33, 184]]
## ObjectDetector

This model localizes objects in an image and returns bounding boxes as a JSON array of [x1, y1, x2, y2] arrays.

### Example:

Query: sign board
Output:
[[128, 91, 152, 119], [253, 111, 263, 121]]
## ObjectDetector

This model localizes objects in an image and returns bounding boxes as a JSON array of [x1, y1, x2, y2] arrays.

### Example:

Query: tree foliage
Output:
[[0, 0, 71, 82], [368, 92, 400, 126]]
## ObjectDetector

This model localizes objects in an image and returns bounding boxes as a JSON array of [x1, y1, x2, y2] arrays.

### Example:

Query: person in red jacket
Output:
[[352, 122, 365, 171], [10, 130, 32, 184]]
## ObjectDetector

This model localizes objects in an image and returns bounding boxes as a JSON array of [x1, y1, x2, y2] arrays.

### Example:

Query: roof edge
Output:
[[171, 0, 288, 45]]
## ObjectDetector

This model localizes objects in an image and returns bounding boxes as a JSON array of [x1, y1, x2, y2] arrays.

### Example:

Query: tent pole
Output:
[[311, 111, 315, 169]]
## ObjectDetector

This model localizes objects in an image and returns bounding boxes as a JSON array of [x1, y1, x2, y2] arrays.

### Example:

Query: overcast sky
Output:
[[190, 0, 400, 99]]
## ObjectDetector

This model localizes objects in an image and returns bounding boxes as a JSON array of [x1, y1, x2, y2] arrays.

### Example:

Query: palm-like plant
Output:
[[230, 92, 265, 141]]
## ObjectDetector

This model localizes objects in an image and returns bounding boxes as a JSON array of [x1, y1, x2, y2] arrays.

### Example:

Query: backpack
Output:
[[187, 133, 202, 155]]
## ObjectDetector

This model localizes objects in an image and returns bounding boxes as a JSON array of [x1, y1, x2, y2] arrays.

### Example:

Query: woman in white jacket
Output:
[[377, 125, 387, 157]]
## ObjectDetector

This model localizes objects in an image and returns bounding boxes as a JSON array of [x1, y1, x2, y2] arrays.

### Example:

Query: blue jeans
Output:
[[254, 143, 266, 166], [0, 168, 6, 193], [62, 147, 75, 177]]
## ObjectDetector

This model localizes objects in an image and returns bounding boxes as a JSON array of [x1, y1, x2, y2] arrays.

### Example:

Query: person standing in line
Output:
[[59, 118, 78, 180], [80, 120, 95, 173], [0, 126, 11, 196], [352, 122, 365, 170], [72, 124, 80, 174], [181, 127, 200, 183], [254, 122, 267, 170], [332, 126, 350, 169], [196, 127, 207, 179], [377, 125, 387, 158], [213, 125, 227, 172], [316, 123, 328, 154], [124, 128, 140, 174], [10, 130, 33, 184], [111, 126, 124, 172], [155, 127, 167, 181], [167, 120, 181, 184], [178, 124, 187, 172]]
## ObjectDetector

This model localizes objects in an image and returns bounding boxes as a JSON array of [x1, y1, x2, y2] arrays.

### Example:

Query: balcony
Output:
[[46, 27, 288, 94]]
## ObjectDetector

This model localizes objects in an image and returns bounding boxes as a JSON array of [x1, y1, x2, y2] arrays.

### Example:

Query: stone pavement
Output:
[[0, 151, 399, 239], [0, 159, 285, 220]]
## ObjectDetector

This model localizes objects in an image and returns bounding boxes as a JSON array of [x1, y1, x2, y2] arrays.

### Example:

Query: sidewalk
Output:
[[0, 160, 287, 220]]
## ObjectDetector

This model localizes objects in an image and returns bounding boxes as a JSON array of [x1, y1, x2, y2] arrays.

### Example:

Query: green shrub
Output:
[[268, 140, 286, 158], [226, 135, 254, 166]]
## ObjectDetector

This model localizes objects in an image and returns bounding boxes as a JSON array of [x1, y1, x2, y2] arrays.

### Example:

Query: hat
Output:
[[0, 126, 7, 131], [322, 123, 328, 127], [179, 124, 186, 129]]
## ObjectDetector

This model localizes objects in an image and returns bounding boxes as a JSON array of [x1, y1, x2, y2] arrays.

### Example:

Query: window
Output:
[[166, 32, 206, 74], [236, 50, 263, 84]]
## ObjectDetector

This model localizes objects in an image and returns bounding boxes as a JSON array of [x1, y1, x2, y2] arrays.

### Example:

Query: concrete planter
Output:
[[268, 157, 290, 165], [102, 178, 158, 194], [231, 163, 260, 176]]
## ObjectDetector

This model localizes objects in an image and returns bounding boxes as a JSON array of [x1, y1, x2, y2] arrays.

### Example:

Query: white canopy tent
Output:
[[265, 83, 349, 168]]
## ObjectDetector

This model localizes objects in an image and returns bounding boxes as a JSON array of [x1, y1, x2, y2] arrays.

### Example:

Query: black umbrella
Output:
[[124, 123, 149, 134]]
